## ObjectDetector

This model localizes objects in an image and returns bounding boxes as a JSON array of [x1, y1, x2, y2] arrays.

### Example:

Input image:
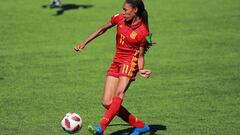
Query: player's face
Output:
[[122, 2, 137, 22]]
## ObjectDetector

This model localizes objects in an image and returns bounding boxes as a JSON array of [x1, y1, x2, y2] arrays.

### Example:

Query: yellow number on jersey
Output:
[[120, 34, 125, 45]]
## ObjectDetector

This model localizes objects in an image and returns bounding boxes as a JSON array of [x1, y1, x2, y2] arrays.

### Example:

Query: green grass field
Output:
[[0, 0, 240, 134]]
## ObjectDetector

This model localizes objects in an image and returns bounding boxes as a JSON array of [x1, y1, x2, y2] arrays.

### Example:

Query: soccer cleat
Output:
[[87, 125, 103, 135], [131, 124, 150, 135]]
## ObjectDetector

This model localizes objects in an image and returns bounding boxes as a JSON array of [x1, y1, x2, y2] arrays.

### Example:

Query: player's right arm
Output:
[[74, 22, 114, 51]]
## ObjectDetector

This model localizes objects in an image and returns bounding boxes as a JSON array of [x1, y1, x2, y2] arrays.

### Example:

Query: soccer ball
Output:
[[61, 112, 82, 133]]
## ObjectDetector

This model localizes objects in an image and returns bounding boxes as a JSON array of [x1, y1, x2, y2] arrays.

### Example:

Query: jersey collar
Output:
[[125, 19, 143, 29]]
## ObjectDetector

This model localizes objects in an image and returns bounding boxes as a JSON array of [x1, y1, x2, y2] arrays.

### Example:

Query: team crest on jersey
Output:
[[130, 31, 137, 39]]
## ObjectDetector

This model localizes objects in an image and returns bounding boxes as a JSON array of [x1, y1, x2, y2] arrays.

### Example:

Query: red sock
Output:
[[104, 105, 144, 128], [118, 106, 145, 128], [100, 97, 122, 131]]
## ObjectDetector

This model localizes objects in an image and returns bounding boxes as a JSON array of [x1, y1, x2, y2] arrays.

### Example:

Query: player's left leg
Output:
[[118, 63, 150, 135], [118, 106, 145, 128], [131, 124, 150, 135]]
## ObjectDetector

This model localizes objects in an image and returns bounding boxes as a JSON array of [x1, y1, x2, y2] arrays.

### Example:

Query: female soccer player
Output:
[[74, 0, 152, 135]]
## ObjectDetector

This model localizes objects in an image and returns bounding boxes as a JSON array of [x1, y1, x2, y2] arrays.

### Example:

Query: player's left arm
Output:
[[138, 46, 152, 78]]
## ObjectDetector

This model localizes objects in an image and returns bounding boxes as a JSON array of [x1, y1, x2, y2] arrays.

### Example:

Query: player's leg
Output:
[[101, 62, 121, 109], [118, 106, 145, 128], [101, 76, 119, 109], [131, 124, 150, 135], [88, 76, 131, 135], [117, 62, 146, 127], [118, 63, 150, 135], [102, 63, 146, 129], [88, 63, 121, 135], [87, 125, 103, 135], [101, 76, 145, 129], [88, 76, 117, 135], [99, 76, 131, 132]]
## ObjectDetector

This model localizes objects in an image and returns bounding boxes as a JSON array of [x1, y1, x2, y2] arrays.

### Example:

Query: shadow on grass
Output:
[[42, 3, 94, 16], [109, 124, 167, 135], [0, 77, 3, 80]]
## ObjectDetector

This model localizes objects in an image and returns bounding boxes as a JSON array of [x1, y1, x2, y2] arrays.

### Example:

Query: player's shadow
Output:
[[109, 124, 167, 135], [55, 4, 93, 16], [42, 3, 93, 16]]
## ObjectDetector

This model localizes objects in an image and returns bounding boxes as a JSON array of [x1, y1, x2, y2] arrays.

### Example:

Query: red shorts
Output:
[[107, 62, 138, 81]]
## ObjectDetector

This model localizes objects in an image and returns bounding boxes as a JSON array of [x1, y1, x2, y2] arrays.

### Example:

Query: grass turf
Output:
[[0, 0, 240, 134]]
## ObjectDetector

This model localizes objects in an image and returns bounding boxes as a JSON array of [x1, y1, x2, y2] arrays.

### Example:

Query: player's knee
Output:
[[115, 91, 124, 98], [101, 99, 111, 109]]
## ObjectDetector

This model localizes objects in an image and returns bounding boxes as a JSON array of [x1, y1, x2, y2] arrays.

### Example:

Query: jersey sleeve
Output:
[[110, 13, 122, 25]]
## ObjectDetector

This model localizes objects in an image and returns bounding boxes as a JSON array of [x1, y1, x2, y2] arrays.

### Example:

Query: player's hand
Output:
[[74, 43, 86, 52], [139, 69, 152, 78]]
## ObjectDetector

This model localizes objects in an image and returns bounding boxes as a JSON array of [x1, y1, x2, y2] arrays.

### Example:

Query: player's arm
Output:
[[138, 46, 152, 78], [74, 22, 114, 51]]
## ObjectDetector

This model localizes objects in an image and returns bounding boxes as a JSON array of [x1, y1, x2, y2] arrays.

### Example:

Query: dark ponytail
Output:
[[141, 9, 149, 31], [126, 0, 149, 31]]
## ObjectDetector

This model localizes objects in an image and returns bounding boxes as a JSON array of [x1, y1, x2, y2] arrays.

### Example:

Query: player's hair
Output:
[[125, 0, 149, 31], [126, 0, 152, 54]]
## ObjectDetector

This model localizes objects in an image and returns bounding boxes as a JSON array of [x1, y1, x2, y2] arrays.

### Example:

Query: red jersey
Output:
[[110, 13, 149, 64]]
